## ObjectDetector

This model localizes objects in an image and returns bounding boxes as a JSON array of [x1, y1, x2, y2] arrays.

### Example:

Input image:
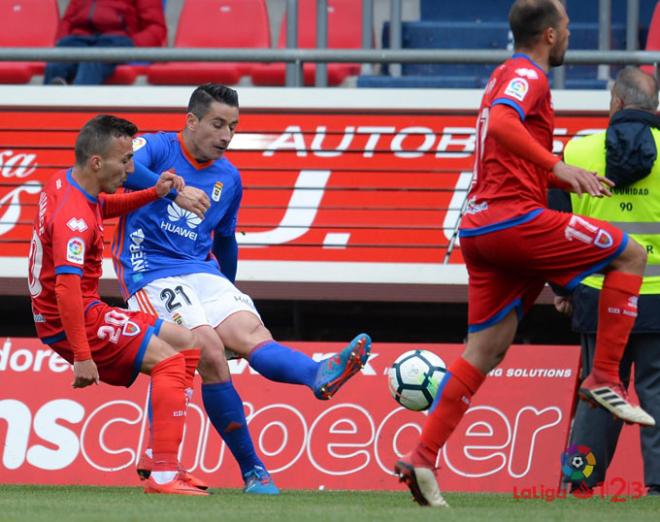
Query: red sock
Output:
[[593, 271, 642, 382], [416, 357, 486, 465], [181, 347, 201, 395], [150, 352, 187, 472]]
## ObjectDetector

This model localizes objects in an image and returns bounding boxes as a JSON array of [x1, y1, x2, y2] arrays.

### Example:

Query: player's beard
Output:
[[549, 42, 567, 67]]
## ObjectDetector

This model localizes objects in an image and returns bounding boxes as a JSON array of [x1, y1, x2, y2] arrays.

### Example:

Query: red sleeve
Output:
[[99, 187, 159, 219], [55, 273, 91, 361], [55, 0, 81, 40], [132, 0, 167, 46], [488, 104, 560, 171]]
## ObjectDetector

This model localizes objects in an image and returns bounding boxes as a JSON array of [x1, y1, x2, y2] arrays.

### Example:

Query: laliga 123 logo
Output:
[[561, 444, 596, 484]]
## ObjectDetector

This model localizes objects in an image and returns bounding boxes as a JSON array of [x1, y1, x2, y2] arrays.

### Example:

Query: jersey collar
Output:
[[67, 169, 97, 204], [178, 132, 214, 170], [511, 53, 548, 77]]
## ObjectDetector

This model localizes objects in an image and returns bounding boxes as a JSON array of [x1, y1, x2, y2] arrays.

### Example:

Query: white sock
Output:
[[151, 471, 177, 484]]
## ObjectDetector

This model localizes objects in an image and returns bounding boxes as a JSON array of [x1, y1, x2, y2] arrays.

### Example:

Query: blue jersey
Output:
[[112, 131, 242, 299]]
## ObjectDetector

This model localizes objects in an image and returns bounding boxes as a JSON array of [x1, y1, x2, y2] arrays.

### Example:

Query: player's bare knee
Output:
[[156, 321, 195, 352], [612, 239, 647, 275], [198, 344, 230, 383]]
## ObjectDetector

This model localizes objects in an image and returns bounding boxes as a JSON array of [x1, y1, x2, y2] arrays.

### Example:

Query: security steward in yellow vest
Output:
[[552, 67, 660, 495]]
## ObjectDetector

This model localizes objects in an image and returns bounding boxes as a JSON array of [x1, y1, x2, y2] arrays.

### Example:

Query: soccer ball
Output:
[[387, 349, 447, 411]]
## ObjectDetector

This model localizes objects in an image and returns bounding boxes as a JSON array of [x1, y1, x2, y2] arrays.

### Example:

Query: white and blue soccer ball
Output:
[[387, 349, 447, 411]]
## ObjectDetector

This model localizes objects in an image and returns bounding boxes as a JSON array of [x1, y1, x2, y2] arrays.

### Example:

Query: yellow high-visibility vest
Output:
[[564, 129, 660, 294]]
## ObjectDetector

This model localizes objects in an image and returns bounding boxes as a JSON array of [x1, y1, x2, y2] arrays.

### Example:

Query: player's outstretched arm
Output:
[[125, 161, 178, 196], [54, 273, 99, 388], [100, 172, 183, 219], [126, 161, 209, 219]]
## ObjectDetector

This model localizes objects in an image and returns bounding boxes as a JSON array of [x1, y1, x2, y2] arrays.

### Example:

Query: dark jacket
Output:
[[550, 109, 660, 333], [56, 0, 166, 47]]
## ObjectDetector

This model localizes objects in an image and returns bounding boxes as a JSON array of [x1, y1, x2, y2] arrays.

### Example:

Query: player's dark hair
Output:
[[187, 83, 239, 119], [509, 0, 562, 48], [75, 115, 138, 165]]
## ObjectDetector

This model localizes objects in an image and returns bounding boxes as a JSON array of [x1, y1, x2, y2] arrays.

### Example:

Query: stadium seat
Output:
[[147, 0, 270, 85], [0, 0, 59, 84], [642, 1, 660, 77], [250, 0, 363, 87]]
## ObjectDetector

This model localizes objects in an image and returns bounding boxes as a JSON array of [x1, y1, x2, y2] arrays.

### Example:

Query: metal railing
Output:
[[0, 47, 657, 81]]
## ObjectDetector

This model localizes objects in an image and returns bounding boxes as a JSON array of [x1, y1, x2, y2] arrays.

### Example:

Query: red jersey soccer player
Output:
[[394, 0, 655, 508], [28, 115, 206, 496]]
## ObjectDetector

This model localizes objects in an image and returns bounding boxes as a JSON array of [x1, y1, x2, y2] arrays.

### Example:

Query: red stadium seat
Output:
[[642, 1, 660, 76], [147, 0, 270, 85], [105, 64, 149, 85], [0, 0, 59, 84], [251, 0, 364, 87]]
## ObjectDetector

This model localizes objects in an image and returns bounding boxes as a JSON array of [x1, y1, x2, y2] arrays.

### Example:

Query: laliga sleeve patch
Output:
[[132, 136, 147, 151], [504, 77, 529, 101], [66, 237, 85, 264]]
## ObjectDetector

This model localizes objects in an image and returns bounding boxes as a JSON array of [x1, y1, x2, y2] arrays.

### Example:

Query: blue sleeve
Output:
[[126, 134, 177, 200], [212, 234, 238, 283], [125, 161, 177, 201]]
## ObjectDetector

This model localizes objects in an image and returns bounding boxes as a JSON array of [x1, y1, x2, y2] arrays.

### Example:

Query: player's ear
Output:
[[185, 112, 198, 130], [544, 25, 556, 46], [89, 154, 103, 172]]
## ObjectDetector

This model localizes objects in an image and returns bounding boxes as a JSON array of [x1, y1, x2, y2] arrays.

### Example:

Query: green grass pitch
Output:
[[0, 485, 658, 522]]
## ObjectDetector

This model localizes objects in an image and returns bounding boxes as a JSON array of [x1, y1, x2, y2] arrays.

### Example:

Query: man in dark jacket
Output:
[[553, 66, 660, 496], [44, 0, 166, 85]]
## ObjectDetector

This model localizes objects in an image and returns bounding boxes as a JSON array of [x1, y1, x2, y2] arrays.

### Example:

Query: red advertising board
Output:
[[0, 107, 610, 281], [3, 337, 642, 492]]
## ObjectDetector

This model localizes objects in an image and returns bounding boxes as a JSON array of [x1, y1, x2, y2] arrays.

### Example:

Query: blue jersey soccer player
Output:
[[113, 83, 371, 494]]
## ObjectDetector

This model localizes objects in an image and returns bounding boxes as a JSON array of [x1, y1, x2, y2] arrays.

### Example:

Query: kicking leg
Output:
[[217, 311, 371, 399]]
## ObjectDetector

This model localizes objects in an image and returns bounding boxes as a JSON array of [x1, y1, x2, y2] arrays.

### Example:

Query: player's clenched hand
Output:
[[552, 161, 614, 197], [553, 296, 573, 316], [175, 186, 211, 219], [155, 170, 185, 197], [72, 359, 100, 388]]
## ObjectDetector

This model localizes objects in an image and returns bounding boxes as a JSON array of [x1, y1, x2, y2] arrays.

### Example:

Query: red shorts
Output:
[[50, 302, 162, 387], [459, 209, 627, 332]]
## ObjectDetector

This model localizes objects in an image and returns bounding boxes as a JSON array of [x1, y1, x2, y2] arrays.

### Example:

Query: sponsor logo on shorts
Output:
[[233, 294, 255, 309], [504, 77, 529, 101], [66, 237, 85, 264], [212, 181, 223, 202], [122, 320, 140, 337], [594, 229, 613, 248]]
